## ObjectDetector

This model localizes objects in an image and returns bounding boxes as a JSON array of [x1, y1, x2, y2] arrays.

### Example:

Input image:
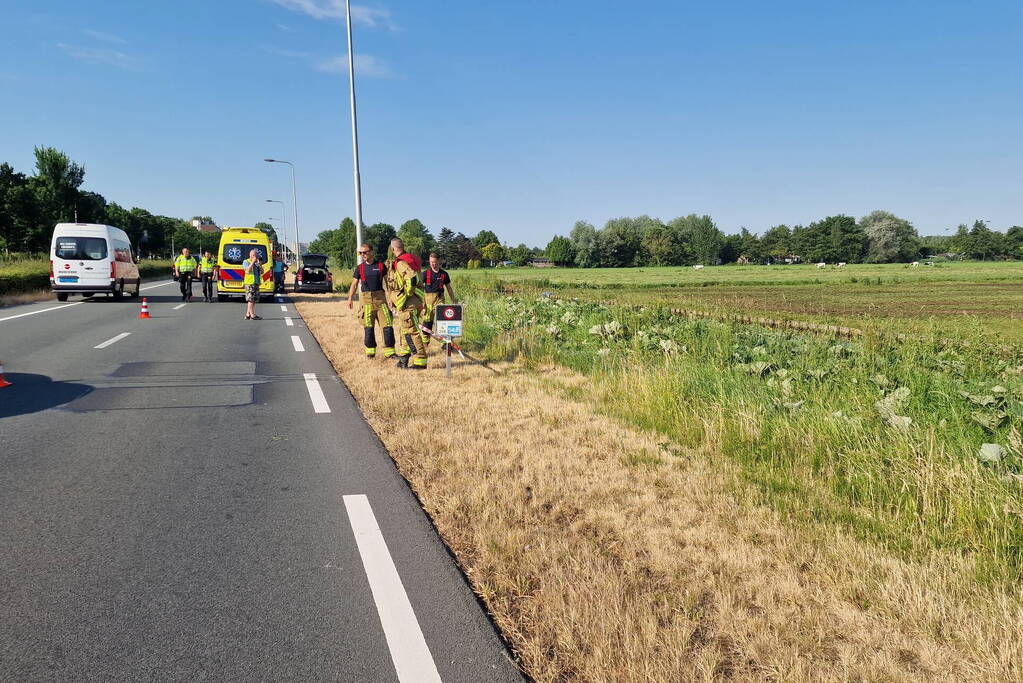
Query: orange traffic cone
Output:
[[0, 360, 11, 388], [138, 297, 151, 319]]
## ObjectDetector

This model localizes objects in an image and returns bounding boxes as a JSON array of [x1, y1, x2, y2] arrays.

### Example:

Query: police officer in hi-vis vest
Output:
[[173, 248, 198, 302], [346, 243, 396, 359], [421, 252, 457, 346], [199, 251, 218, 302]]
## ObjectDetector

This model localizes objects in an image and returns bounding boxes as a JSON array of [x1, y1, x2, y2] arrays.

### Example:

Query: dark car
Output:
[[294, 253, 333, 293]]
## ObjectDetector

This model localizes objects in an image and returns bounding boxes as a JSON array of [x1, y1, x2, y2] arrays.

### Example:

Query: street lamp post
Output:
[[265, 199, 287, 259], [263, 159, 301, 264], [343, 0, 364, 255]]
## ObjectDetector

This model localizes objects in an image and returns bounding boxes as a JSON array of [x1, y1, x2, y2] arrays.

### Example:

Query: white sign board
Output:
[[436, 320, 462, 337]]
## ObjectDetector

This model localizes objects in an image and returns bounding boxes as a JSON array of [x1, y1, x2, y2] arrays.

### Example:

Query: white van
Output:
[[50, 223, 141, 301]]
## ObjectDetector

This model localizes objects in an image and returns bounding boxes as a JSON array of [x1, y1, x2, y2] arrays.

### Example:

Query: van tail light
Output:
[[110, 261, 117, 281], [49, 260, 54, 280]]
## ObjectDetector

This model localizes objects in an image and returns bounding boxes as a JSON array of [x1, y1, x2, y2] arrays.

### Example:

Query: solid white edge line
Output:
[[291, 335, 305, 352], [0, 302, 82, 323], [302, 372, 331, 413], [94, 332, 131, 349], [343, 495, 442, 683], [285, 317, 294, 326], [172, 303, 187, 310]]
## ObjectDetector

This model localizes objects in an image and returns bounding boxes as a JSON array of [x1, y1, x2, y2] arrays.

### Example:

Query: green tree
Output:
[[798, 215, 865, 263], [570, 220, 599, 268], [397, 218, 434, 260], [435, 227, 459, 266], [668, 214, 723, 265], [254, 221, 278, 245], [0, 162, 35, 253], [598, 217, 647, 267], [481, 242, 505, 265], [508, 243, 530, 266], [735, 227, 762, 263], [1005, 226, 1023, 259], [359, 220, 391, 261], [861, 210, 919, 263], [473, 229, 499, 249], [967, 220, 1002, 260], [760, 225, 792, 263], [545, 235, 575, 266], [32, 146, 85, 227]]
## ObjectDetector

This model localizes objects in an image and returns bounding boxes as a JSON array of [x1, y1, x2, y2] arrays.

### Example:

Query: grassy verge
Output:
[[294, 291, 1023, 681], [460, 290, 1023, 587], [0, 258, 174, 295]]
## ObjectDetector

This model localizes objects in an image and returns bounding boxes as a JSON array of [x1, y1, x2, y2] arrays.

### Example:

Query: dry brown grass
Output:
[[0, 289, 54, 307], [294, 292, 1023, 682]]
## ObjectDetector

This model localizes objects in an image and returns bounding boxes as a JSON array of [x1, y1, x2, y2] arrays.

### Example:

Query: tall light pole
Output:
[[265, 199, 287, 258], [343, 0, 364, 254], [264, 159, 301, 263]]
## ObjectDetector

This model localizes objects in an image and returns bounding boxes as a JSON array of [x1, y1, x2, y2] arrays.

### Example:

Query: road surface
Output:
[[0, 283, 520, 682]]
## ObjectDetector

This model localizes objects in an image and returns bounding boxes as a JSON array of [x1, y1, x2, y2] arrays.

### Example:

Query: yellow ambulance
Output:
[[216, 227, 275, 302]]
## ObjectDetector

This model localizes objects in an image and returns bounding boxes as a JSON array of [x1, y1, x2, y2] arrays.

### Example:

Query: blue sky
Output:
[[1, 1, 1020, 246]]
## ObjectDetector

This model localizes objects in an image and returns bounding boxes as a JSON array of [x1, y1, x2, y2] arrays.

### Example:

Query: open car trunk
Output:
[[301, 267, 328, 283]]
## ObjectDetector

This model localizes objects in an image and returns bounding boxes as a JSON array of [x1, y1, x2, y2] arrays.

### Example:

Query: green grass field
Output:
[[452, 262, 1023, 587], [454, 261, 1023, 340]]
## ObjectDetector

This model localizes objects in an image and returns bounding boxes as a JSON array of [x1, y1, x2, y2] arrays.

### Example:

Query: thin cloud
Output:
[[82, 28, 127, 44], [57, 43, 144, 71], [315, 54, 395, 78], [267, 1, 398, 30]]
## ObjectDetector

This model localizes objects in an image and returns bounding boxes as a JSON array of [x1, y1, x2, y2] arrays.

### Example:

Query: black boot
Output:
[[395, 356, 409, 369]]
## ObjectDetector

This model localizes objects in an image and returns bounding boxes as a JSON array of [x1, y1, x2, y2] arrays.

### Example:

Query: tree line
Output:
[[308, 219, 544, 269], [543, 212, 1023, 267], [0, 146, 221, 258]]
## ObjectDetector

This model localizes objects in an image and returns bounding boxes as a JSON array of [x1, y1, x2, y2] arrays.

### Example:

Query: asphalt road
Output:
[[0, 283, 520, 682]]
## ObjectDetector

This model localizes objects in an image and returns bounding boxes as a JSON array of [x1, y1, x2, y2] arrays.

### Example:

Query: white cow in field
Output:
[[693, 264, 704, 270], [836, 262, 846, 268], [910, 261, 920, 267], [816, 262, 826, 269]]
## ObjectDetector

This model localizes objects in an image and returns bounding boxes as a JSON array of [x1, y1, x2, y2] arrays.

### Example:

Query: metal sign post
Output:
[[435, 304, 463, 378]]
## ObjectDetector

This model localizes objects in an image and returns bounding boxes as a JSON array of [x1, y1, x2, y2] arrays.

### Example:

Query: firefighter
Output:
[[385, 238, 427, 370], [346, 243, 395, 359], [421, 252, 457, 345]]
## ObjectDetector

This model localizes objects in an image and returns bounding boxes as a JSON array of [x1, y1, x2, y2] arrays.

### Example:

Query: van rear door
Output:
[[53, 235, 111, 289]]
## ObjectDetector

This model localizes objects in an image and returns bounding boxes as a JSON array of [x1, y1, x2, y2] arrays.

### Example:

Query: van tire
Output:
[[82, 293, 94, 299], [56, 292, 69, 302], [217, 294, 227, 302], [127, 282, 139, 298], [112, 282, 124, 300]]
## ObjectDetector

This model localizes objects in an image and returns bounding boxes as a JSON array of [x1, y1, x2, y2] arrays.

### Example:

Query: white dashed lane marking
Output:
[[303, 373, 331, 413], [343, 495, 442, 683], [285, 317, 294, 327], [291, 335, 305, 352], [280, 305, 288, 312], [94, 332, 131, 349], [172, 303, 187, 310]]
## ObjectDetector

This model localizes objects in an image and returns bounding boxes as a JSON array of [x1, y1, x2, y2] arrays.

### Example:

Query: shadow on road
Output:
[[0, 373, 92, 418]]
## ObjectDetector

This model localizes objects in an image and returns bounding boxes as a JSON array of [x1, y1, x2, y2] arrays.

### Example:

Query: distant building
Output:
[[528, 257, 553, 268]]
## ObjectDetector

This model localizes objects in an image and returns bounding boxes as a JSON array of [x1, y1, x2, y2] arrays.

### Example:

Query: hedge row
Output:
[[0, 260, 173, 296]]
